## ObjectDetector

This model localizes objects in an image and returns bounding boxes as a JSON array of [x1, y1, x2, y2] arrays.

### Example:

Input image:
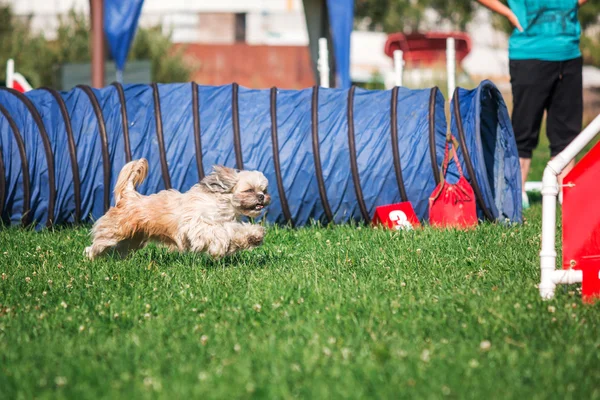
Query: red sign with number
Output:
[[372, 202, 420, 230]]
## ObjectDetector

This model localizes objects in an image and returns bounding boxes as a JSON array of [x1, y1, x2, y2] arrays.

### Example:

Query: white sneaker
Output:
[[522, 191, 530, 210], [558, 190, 563, 205]]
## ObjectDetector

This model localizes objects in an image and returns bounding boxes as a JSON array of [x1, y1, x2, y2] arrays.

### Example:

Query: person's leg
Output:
[[520, 158, 531, 191], [509, 59, 555, 206], [546, 57, 583, 202]]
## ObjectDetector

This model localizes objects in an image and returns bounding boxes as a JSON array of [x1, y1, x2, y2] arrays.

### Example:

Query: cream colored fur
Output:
[[85, 159, 271, 260]]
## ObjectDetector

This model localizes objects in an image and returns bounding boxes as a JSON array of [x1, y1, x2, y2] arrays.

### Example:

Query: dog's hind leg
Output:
[[114, 235, 148, 259]]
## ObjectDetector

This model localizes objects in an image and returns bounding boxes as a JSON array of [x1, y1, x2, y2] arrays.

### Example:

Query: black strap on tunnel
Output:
[[270, 87, 293, 226], [151, 83, 172, 190], [347, 86, 370, 222], [0, 87, 56, 226], [191, 82, 205, 180], [41, 87, 82, 223], [428, 87, 441, 184], [311, 86, 333, 223], [0, 136, 4, 221], [231, 83, 244, 170], [111, 82, 132, 163], [77, 85, 111, 212], [0, 103, 31, 226], [452, 88, 495, 221], [0, 139, 4, 222], [390, 87, 408, 202]]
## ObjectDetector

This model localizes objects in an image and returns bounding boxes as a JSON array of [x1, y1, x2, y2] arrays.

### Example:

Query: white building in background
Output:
[[4, 0, 309, 45], [462, 9, 510, 82], [349, 31, 393, 85]]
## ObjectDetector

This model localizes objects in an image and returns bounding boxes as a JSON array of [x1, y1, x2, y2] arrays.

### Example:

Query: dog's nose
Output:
[[257, 193, 265, 202]]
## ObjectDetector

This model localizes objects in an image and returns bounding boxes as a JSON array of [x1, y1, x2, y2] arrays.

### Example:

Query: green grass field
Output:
[[2, 107, 600, 399], [1, 202, 599, 399]]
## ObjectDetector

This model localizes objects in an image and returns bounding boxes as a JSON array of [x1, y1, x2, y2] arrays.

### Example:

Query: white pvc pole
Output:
[[393, 49, 403, 87], [6, 59, 14, 89], [539, 113, 600, 299], [446, 38, 456, 100], [548, 113, 600, 175], [318, 37, 330, 88]]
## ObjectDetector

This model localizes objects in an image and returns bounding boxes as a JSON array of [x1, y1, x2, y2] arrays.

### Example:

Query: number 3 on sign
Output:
[[388, 210, 413, 230]]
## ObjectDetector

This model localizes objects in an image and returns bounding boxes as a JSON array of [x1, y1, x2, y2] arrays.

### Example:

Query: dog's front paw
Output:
[[248, 234, 263, 247], [247, 226, 265, 247]]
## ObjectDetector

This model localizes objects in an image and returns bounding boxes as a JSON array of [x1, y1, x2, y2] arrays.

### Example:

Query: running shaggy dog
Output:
[[85, 159, 270, 260]]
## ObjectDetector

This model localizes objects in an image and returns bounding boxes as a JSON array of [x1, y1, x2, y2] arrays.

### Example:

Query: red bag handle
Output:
[[430, 134, 473, 203], [440, 134, 464, 181], [429, 133, 473, 216]]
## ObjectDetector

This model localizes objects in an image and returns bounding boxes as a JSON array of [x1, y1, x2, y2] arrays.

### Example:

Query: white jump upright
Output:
[[393, 49, 404, 87], [539, 113, 600, 299], [446, 37, 456, 100], [5, 58, 33, 92], [318, 37, 330, 88], [6, 58, 14, 89]]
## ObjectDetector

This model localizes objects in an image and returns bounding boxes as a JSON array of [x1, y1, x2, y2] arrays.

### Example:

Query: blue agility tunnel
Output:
[[0, 80, 520, 229], [449, 82, 522, 223]]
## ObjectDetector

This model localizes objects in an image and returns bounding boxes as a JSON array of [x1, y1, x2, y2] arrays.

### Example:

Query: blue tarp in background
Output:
[[104, 0, 145, 82], [326, 0, 354, 88], [0, 80, 521, 229]]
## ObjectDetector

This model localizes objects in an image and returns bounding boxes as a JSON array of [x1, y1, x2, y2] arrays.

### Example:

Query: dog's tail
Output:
[[114, 158, 149, 204]]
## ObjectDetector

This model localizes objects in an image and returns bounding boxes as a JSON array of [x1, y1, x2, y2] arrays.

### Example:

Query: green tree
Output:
[[128, 26, 192, 84], [0, 5, 192, 87], [53, 9, 192, 84], [54, 9, 93, 64], [581, 34, 600, 68], [355, 0, 477, 32], [422, 0, 476, 31], [0, 6, 59, 87]]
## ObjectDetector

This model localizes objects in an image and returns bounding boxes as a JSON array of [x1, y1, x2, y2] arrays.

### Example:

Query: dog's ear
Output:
[[201, 165, 239, 193]]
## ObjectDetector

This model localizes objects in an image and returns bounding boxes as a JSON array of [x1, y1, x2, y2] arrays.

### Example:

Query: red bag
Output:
[[429, 135, 478, 229]]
